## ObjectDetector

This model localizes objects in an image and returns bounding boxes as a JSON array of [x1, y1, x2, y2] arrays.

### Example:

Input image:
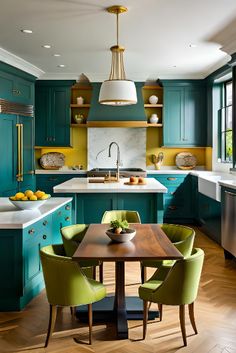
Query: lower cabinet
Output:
[[198, 193, 221, 244], [76, 193, 164, 224], [36, 174, 86, 224], [148, 174, 194, 223], [0, 201, 72, 311]]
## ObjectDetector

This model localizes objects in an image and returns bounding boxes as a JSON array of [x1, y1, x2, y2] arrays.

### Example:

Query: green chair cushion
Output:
[[101, 210, 141, 224]]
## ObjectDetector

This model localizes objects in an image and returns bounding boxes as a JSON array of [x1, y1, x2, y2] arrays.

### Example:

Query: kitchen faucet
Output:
[[108, 142, 121, 181]]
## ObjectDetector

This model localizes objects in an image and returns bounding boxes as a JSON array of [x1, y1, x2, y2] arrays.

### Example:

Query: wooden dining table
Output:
[[72, 223, 183, 339]]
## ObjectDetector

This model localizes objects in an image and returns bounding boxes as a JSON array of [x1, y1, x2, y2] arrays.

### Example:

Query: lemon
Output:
[[35, 190, 45, 199], [9, 196, 16, 201], [40, 194, 50, 200], [15, 192, 25, 200], [21, 196, 28, 201], [25, 190, 34, 197], [30, 195, 38, 201]]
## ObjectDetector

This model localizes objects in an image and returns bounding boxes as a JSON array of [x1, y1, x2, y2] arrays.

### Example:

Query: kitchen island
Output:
[[53, 178, 167, 223], [0, 197, 72, 311]]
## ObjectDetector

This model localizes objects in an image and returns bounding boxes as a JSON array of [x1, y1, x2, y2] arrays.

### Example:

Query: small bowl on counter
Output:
[[106, 228, 136, 243]]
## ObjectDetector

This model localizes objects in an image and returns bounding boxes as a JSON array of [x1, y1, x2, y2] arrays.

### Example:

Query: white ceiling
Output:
[[1, 0, 236, 80]]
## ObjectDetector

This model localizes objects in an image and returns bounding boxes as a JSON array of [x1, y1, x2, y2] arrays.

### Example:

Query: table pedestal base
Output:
[[75, 296, 159, 339]]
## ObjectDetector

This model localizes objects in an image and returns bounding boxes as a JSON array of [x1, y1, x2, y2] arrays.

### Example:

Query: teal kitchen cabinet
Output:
[[0, 200, 72, 311], [35, 80, 74, 146], [52, 203, 72, 243], [162, 81, 206, 146], [198, 192, 221, 244], [75, 193, 164, 224], [148, 174, 194, 223], [0, 114, 35, 196], [0, 62, 35, 105], [36, 174, 86, 222]]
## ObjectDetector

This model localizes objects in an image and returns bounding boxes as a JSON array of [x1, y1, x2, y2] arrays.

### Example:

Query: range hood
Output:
[[88, 82, 146, 124]]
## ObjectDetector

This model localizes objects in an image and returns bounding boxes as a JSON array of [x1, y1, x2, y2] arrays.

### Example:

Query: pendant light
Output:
[[99, 5, 137, 106]]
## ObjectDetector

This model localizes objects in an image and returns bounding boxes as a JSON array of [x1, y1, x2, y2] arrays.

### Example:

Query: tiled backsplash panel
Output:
[[88, 128, 146, 170]]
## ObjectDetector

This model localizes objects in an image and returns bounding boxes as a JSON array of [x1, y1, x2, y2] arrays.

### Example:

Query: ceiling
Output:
[[1, 0, 236, 80]]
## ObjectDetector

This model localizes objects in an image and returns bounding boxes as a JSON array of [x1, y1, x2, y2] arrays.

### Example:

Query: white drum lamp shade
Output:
[[99, 80, 137, 106]]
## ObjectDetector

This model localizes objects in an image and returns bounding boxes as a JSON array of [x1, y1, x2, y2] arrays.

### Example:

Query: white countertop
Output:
[[53, 177, 167, 194], [0, 197, 72, 229], [219, 180, 236, 190]]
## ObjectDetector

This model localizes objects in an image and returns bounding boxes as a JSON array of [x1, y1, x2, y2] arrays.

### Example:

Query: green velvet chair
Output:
[[40, 244, 106, 347], [61, 224, 103, 282], [141, 224, 195, 283], [101, 210, 141, 224], [139, 248, 204, 346]]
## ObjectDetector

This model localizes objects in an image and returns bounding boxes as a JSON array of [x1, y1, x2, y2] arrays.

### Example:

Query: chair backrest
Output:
[[40, 244, 98, 306], [161, 224, 195, 258], [60, 224, 88, 257], [152, 248, 204, 305], [101, 210, 141, 224]]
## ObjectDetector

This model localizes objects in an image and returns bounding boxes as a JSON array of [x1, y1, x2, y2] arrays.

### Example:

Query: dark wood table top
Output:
[[73, 223, 183, 262]]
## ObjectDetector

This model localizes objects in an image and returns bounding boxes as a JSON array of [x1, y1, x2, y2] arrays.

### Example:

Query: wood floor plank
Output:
[[0, 227, 236, 353]]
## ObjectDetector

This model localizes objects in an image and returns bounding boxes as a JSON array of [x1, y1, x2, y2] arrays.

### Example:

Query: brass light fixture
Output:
[[99, 5, 137, 106]]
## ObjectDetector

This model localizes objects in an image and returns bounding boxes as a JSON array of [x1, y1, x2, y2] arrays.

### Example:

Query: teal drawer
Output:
[[148, 174, 186, 187]]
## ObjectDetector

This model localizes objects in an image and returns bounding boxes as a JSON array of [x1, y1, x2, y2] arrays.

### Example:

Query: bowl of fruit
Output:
[[9, 190, 51, 210], [106, 220, 136, 243]]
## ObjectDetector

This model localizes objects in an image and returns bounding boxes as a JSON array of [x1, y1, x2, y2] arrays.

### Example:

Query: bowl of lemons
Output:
[[9, 190, 51, 210]]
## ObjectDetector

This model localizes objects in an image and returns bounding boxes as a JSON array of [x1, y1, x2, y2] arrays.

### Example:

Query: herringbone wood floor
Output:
[[1, 227, 236, 353]]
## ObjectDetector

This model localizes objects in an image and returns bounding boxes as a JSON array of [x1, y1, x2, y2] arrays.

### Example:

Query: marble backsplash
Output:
[[88, 128, 146, 170]]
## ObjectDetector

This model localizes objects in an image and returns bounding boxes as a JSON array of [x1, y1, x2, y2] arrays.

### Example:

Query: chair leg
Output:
[[179, 304, 187, 346], [70, 306, 74, 315], [88, 303, 93, 345], [189, 302, 198, 334], [45, 304, 57, 348], [141, 264, 147, 283], [143, 300, 148, 340], [99, 263, 103, 283], [93, 266, 96, 280], [158, 303, 163, 321]]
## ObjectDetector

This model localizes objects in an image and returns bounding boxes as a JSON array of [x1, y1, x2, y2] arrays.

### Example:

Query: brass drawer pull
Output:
[[43, 220, 48, 226], [65, 205, 70, 210], [43, 234, 47, 240], [167, 177, 177, 181], [28, 228, 35, 234], [65, 217, 70, 221], [58, 211, 62, 216]]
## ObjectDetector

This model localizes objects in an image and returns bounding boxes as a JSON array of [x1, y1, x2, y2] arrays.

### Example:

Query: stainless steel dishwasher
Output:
[[222, 190, 236, 257]]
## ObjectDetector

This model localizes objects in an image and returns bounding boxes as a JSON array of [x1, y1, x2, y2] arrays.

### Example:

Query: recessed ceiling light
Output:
[[21, 29, 33, 34], [189, 44, 197, 48], [42, 45, 51, 49], [53, 54, 61, 57], [58, 64, 65, 68]]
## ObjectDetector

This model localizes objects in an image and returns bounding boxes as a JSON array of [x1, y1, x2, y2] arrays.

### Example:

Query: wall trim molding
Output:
[[0, 47, 44, 78]]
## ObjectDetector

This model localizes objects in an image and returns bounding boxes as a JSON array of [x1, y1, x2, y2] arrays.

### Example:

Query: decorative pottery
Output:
[[149, 95, 158, 104], [106, 228, 136, 243], [76, 96, 84, 105], [74, 114, 84, 124], [39, 152, 65, 170], [175, 152, 197, 170], [149, 114, 159, 124]]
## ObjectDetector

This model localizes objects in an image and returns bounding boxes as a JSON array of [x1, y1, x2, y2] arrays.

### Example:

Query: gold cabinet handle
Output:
[[28, 228, 35, 235], [65, 217, 70, 221], [65, 205, 70, 210], [20, 124, 23, 181], [16, 124, 22, 181], [167, 177, 177, 181], [43, 220, 48, 226]]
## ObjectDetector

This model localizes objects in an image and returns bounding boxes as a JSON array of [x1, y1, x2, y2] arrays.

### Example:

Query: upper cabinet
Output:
[[162, 81, 207, 147], [70, 84, 92, 127], [142, 85, 163, 127], [35, 80, 74, 146], [0, 63, 35, 105]]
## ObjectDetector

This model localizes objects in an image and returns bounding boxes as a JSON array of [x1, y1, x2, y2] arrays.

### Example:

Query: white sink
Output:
[[198, 175, 222, 202]]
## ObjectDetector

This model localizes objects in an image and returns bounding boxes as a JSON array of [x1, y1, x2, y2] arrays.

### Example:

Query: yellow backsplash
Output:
[[36, 128, 212, 170]]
